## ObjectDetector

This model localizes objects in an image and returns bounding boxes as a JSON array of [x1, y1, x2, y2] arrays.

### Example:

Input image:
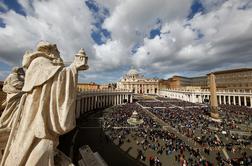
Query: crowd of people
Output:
[[102, 103, 218, 165], [101, 95, 252, 165]]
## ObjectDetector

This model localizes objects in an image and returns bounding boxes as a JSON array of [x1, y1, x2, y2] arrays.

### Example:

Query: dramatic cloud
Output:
[[132, 0, 252, 78], [0, 0, 252, 83]]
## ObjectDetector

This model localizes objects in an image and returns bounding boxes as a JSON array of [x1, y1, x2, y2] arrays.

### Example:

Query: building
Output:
[[99, 83, 117, 90], [160, 68, 252, 91], [77, 82, 100, 91], [159, 68, 252, 107], [117, 68, 159, 94], [159, 76, 207, 89], [210, 68, 252, 90]]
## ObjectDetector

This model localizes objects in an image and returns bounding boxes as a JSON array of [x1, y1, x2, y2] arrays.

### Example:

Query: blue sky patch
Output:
[[0, 18, 6, 28], [187, 0, 205, 19], [85, 0, 111, 45], [2, 0, 26, 16]]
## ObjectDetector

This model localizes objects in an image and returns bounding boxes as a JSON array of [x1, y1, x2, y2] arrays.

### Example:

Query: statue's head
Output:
[[22, 41, 63, 69], [36, 41, 60, 59], [11, 66, 25, 80]]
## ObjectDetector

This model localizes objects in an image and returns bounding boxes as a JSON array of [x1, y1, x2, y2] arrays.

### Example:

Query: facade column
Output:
[[99, 96, 101, 108], [93, 96, 97, 110], [113, 95, 116, 106], [87, 97, 90, 112], [92, 96, 95, 110], [223, 96, 226, 105], [120, 94, 122, 104], [83, 98, 85, 112], [101, 96, 103, 108], [233, 96, 236, 105], [109, 95, 112, 106], [228, 96, 231, 105], [218, 95, 221, 105], [80, 98, 83, 114], [117, 95, 120, 104], [84, 97, 88, 113], [89, 97, 92, 111], [244, 96, 247, 106], [105, 95, 107, 107], [238, 96, 241, 106], [130, 94, 133, 103], [107, 95, 110, 106], [250, 97, 252, 108], [103, 95, 105, 107]]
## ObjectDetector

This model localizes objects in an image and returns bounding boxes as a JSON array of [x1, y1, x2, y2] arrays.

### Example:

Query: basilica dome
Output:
[[127, 68, 138, 75]]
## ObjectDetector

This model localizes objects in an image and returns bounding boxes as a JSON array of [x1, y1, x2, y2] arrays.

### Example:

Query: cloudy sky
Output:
[[0, 0, 252, 83]]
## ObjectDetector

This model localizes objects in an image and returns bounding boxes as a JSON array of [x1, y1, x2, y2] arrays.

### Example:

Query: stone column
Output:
[[244, 96, 247, 106], [98, 96, 100, 108], [87, 97, 90, 111], [250, 97, 252, 108], [92, 96, 95, 110], [233, 96, 236, 105], [89, 97, 92, 111], [109, 95, 112, 106], [209, 73, 219, 119], [107, 95, 110, 106], [223, 96, 226, 105], [238, 96, 241, 106], [104, 95, 107, 107], [81, 98, 84, 113], [114, 95, 117, 105], [83, 97, 86, 112], [101, 96, 103, 108], [228, 96, 231, 105], [80, 98, 83, 114], [218, 95, 221, 105], [94, 96, 97, 110]]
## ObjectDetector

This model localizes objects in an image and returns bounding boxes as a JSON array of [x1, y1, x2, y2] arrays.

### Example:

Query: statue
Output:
[[0, 41, 88, 166], [0, 67, 25, 161], [0, 67, 25, 129]]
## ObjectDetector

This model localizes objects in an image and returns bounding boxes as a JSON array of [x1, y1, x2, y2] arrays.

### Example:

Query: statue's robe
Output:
[[0, 73, 24, 159], [2, 56, 77, 166], [0, 72, 24, 129]]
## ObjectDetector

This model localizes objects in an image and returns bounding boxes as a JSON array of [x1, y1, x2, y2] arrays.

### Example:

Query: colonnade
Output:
[[159, 89, 252, 107], [75, 90, 133, 118]]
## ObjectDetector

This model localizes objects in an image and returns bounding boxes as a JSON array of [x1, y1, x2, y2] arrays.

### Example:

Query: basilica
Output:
[[117, 68, 159, 94]]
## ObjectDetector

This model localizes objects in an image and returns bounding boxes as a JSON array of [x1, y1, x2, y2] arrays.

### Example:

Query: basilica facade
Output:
[[117, 68, 159, 94]]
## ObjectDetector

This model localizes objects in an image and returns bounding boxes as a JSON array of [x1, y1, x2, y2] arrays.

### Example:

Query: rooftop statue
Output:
[[0, 41, 88, 166]]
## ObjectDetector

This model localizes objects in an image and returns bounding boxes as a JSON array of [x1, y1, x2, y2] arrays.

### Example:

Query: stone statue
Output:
[[0, 67, 25, 129], [0, 67, 25, 161], [0, 41, 88, 166]]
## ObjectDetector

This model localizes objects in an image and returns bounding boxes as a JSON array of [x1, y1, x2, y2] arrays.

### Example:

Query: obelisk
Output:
[[209, 73, 220, 120]]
